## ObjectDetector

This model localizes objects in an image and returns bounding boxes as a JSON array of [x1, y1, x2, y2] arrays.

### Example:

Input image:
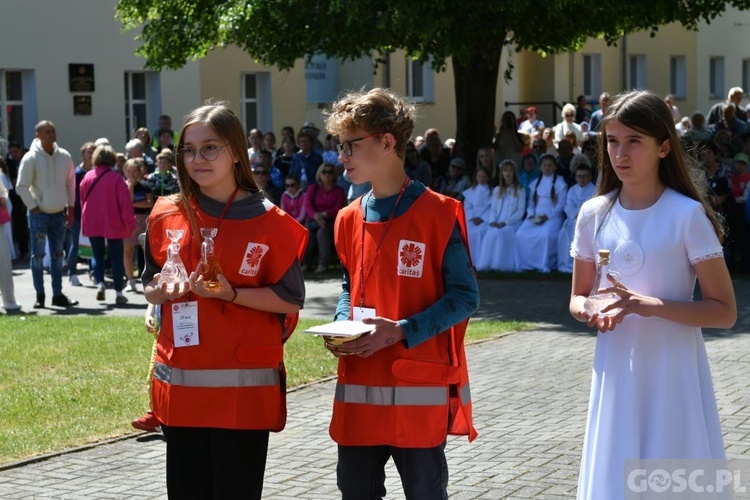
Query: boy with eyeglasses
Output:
[[324, 88, 479, 499]]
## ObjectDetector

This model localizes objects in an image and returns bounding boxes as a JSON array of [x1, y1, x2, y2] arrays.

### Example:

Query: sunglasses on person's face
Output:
[[285, 183, 297, 188], [321, 170, 335, 175], [254, 170, 268, 176]]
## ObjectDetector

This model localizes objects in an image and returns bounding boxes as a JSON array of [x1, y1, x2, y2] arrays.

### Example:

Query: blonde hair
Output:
[[325, 87, 416, 159]]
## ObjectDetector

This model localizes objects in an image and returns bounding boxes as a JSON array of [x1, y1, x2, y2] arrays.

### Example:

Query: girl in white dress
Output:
[[514, 154, 567, 272], [462, 167, 493, 262], [557, 163, 595, 273], [476, 160, 526, 271], [569, 90, 737, 500]]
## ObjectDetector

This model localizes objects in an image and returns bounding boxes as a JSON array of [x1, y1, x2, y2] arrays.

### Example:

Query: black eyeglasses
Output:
[[253, 170, 269, 176], [285, 183, 297, 188], [177, 144, 228, 163], [321, 170, 335, 175], [336, 133, 382, 157]]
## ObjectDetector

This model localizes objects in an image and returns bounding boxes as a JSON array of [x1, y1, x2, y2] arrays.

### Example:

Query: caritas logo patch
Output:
[[397, 240, 425, 278], [239, 242, 269, 276]]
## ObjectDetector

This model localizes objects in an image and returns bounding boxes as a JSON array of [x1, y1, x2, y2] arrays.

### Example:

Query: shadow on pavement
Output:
[[476, 274, 749, 340]]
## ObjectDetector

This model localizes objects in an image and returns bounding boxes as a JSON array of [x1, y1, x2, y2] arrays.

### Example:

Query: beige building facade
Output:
[[2, 1, 749, 157]]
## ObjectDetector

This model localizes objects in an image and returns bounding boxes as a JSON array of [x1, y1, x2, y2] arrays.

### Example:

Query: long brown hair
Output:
[[497, 160, 521, 198], [155, 102, 260, 250], [597, 90, 724, 241]]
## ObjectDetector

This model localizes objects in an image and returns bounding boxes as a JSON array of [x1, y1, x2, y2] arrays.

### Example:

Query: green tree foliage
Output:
[[117, 0, 750, 161]]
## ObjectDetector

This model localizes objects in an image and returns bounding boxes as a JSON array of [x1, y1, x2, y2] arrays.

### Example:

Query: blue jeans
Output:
[[66, 218, 81, 277], [337, 442, 448, 500], [29, 211, 66, 297], [90, 237, 124, 292]]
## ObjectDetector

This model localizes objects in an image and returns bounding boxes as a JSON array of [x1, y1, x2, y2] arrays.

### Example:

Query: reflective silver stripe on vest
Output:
[[335, 384, 447, 406], [153, 362, 279, 388], [460, 382, 471, 406]]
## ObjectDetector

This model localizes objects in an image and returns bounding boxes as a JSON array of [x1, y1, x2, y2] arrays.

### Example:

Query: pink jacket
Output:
[[80, 166, 136, 239], [281, 190, 307, 224]]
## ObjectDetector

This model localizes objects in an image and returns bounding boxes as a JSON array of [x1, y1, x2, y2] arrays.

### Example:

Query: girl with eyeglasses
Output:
[[141, 102, 307, 499]]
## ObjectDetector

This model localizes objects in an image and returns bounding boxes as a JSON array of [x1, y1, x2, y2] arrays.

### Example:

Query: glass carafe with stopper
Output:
[[584, 249, 623, 317], [195, 227, 223, 289], [158, 229, 189, 292]]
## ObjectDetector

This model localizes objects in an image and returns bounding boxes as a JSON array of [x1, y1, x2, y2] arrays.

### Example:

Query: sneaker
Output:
[[131, 411, 161, 433], [51, 294, 79, 307], [128, 279, 138, 293], [69, 275, 82, 287], [115, 294, 128, 305], [96, 284, 105, 301], [33, 295, 45, 309]]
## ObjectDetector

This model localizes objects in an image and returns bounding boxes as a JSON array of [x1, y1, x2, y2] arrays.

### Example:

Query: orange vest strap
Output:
[[334, 383, 447, 406], [154, 362, 280, 388], [391, 359, 460, 385]]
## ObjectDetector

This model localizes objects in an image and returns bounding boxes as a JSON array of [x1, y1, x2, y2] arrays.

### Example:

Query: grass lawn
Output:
[[0, 315, 528, 464]]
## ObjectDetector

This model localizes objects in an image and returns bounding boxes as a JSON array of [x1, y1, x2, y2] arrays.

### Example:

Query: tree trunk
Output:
[[452, 50, 502, 171]]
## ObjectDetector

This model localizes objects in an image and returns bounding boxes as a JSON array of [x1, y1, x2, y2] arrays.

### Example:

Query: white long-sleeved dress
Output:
[[475, 186, 526, 271], [462, 184, 493, 262], [557, 182, 595, 273], [514, 174, 568, 272]]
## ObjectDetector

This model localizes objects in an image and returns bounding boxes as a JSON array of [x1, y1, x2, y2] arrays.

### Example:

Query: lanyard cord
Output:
[[358, 177, 410, 307]]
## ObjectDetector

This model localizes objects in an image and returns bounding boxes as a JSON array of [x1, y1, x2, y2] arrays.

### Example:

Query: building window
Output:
[[0, 70, 36, 151], [406, 57, 435, 103], [670, 56, 686, 99], [241, 73, 272, 134], [124, 71, 160, 142], [582, 54, 601, 98], [743, 59, 750, 97], [709, 57, 725, 99], [628, 55, 647, 90]]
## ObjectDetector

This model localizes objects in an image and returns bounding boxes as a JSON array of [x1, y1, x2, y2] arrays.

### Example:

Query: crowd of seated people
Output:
[[207, 93, 750, 277]]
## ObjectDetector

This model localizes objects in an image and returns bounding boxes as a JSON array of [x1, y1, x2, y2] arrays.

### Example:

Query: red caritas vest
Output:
[[331, 189, 478, 447], [148, 197, 307, 431]]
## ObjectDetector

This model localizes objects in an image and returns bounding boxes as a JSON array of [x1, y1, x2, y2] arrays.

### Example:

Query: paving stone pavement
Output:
[[1, 268, 749, 499]]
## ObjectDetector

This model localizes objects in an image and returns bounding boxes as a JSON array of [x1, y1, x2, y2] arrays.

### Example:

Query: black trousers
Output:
[[337, 442, 449, 500], [161, 424, 270, 500]]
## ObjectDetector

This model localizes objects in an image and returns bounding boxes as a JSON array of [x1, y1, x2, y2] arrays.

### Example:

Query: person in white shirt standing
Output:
[[518, 106, 544, 136], [16, 121, 79, 309]]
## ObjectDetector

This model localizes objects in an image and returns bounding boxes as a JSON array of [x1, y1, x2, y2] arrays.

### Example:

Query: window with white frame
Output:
[[406, 57, 435, 103], [742, 59, 750, 97], [709, 57, 725, 99], [670, 56, 686, 99], [628, 55, 647, 90], [582, 54, 601, 98], [241, 72, 272, 134], [124, 71, 160, 141], [0, 69, 36, 151]]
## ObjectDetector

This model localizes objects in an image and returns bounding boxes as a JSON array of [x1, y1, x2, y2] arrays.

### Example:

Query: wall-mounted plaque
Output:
[[69, 64, 95, 92], [73, 96, 92, 116]]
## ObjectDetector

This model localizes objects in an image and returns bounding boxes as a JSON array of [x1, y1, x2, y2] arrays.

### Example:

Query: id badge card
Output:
[[172, 301, 200, 347], [353, 306, 376, 321]]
